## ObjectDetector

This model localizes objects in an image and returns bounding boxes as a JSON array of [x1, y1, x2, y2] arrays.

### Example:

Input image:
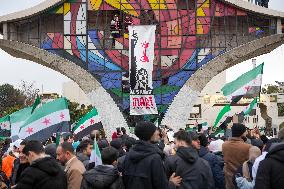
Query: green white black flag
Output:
[[222, 63, 263, 101], [72, 108, 103, 141], [18, 98, 70, 142]]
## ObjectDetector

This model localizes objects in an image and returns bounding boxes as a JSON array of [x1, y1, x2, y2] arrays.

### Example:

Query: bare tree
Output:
[[19, 80, 40, 106]]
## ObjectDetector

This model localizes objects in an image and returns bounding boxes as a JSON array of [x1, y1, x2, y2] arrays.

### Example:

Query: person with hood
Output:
[[56, 142, 86, 189], [14, 140, 67, 189], [76, 140, 93, 170], [222, 123, 251, 189], [122, 121, 181, 189], [165, 130, 214, 189], [110, 138, 125, 157], [254, 128, 284, 189], [10, 140, 29, 187], [198, 134, 225, 189], [81, 146, 124, 189]]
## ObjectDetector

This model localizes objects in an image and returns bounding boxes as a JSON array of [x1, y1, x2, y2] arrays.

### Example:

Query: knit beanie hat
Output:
[[135, 121, 157, 141], [232, 123, 247, 137]]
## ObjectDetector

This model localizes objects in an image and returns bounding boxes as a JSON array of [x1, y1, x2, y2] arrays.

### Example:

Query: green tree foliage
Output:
[[278, 103, 284, 117], [0, 84, 26, 115], [262, 84, 284, 94], [68, 100, 93, 124], [0, 83, 92, 125]]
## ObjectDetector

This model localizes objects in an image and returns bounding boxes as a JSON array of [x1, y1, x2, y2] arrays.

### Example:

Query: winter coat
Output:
[[77, 153, 91, 170], [199, 146, 225, 189], [122, 140, 173, 189], [164, 146, 215, 189], [254, 143, 284, 189], [65, 156, 86, 189], [81, 165, 124, 189], [10, 158, 29, 186], [222, 137, 251, 189], [1, 154, 16, 178], [15, 156, 67, 189]]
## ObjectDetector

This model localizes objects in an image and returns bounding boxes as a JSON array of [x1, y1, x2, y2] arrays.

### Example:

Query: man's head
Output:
[[278, 128, 284, 142], [116, 127, 121, 135], [174, 131, 192, 148], [121, 127, 126, 135], [135, 121, 159, 143], [19, 140, 28, 164], [231, 123, 247, 138], [249, 146, 261, 162], [56, 142, 75, 165], [77, 139, 93, 157], [22, 140, 45, 164], [90, 130, 101, 141], [189, 132, 200, 150], [62, 133, 74, 143], [198, 134, 208, 147], [263, 138, 281, 152], [101, 147, 118, 166]]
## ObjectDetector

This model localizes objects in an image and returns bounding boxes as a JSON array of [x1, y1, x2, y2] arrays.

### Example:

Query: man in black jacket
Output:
[[10, 140, 29, 187], [81, 146, 124, 189], [122, 121, 181, 189], [13, 140, 67, 189], [164, 130, 215, 189], [254, 128, 284, 189]]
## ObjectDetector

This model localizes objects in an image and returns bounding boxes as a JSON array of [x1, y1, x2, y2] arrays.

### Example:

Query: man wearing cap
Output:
[[122, 121, 182, 189], [222, 123, 251, 189]]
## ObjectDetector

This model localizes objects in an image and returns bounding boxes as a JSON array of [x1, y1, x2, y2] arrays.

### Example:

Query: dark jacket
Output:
[[77, 153, 92, 170], [254, 143, 284, 189], [81, 165, 124, 189], [122, 140, 172, 189], [165, 146, 215, 189], [10, 158, 29, 186], [15, 156, 67, 189], [199, 146, 225, 189]]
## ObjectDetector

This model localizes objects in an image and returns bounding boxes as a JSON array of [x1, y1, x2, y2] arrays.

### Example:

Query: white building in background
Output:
[[186, 70, 284, 133], [62, 81, 91, 105]]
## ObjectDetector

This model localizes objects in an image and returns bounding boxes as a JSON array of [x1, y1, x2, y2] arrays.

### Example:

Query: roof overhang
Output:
[[0, 0, 64, 23]]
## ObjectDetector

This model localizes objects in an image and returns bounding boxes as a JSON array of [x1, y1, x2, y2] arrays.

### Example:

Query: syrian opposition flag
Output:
[[213, 104, 232, 129], [31, 95, 41, 114], [222, 63, 264, 102], [244, 97, 258, 116], [18, 98, 70, 142], [0, 115, 11, 137], [89, 140, 102, 166], [72, 108, 103, 141], [214, 129, 225, 138], [10, 107, 33, 141]]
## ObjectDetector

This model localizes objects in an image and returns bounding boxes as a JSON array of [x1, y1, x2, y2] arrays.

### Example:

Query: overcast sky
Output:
[[0, 0, 284, 94]]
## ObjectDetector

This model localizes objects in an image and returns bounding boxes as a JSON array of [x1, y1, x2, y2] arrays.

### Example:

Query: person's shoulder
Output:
[[69, 157, 86, 171], [165, 154, 179, 163]]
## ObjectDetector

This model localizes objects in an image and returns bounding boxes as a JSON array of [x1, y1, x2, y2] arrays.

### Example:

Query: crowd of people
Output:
[[0, 121, 283, 189]]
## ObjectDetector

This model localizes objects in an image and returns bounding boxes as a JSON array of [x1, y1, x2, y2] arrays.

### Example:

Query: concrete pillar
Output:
[[2, 23, 8, 40], [277, 18, 282, 34]]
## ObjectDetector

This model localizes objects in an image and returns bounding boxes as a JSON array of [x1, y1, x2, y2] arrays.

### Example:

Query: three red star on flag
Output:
[[26, 127, 34, 134], [244, 85, 252, 92], [42, 118, 51, 126], [60, 112, 65, 120], [90, 119, 95, 125]]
